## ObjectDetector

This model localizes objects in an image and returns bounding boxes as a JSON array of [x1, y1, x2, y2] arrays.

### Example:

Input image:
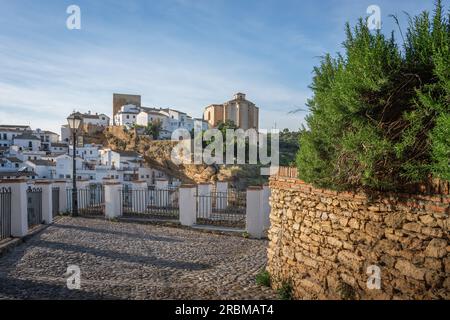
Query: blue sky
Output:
[[0, 0, 444, 134]]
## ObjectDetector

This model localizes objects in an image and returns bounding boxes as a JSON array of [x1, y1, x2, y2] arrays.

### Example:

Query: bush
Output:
[[297, 1, 450, 191], [256, 269, 271, 287], [277, 280, 293, 300]]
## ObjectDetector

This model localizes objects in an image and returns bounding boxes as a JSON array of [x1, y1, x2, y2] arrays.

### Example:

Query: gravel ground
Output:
[[0, 217, 277, 300]]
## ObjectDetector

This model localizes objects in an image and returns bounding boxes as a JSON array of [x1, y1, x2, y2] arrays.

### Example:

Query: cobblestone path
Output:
[[0, 217, 277, 300]]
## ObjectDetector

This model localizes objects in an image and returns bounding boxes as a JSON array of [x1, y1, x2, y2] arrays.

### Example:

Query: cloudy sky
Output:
[[0, 0, 442, 134]]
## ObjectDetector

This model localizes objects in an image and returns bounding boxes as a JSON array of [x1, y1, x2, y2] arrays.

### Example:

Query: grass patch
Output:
[[277, 280, 293, 300], [256, 269, 271, 287]]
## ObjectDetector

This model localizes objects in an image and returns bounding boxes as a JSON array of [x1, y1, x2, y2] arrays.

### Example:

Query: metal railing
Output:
[[52, 187, 60, 217], [67, 185, 105, 216], [27, 187, 43, 228], [0, 187, 11, 240], [121, 188, 179, 219], [196, 190, 246, 228]]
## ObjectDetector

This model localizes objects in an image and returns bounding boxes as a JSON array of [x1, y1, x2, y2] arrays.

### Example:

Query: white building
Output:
[[114, 104, 140, 127], [25, 159, 56, 179], [33, 129, 59, 151], [80, 111, 110, 126], [13, 133, 41, 152]]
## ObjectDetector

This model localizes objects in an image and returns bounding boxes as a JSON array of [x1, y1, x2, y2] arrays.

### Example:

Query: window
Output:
[[126, 115, 130, 119], [15, 163, 19, 168], [28, 141, 32, 148], [2, 134, 6, 139]]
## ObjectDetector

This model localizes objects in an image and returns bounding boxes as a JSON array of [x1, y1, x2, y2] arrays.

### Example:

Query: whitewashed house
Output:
[[55, 154, 84, 179], [13, 132, 41, 151], [50, 142, 69, 154], [33, 129, 59, 151], [114, 104, 140, 127], [25, 159, 56, 179], [80, 111, 110, 126]]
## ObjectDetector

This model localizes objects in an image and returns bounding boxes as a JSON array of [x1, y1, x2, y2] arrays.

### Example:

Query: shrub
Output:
[[277, 280, 293, 300], [296, 1, 450, 191], [256, 269, 271, 287]]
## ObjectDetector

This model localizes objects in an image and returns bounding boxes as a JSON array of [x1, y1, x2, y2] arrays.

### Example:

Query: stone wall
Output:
[[267, 176, 449, 299]]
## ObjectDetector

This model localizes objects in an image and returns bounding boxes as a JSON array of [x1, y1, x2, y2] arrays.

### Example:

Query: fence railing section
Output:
[[67, 186, 105, 215], [196, 190, 246, 228], [52, 187, 60, 218], [121, 188, 179, 219], [27, 187, 43, 228], [0, 187, 12, 240]]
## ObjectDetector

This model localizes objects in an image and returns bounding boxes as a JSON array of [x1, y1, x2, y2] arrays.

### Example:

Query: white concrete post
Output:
[[246, 186, 264, 239], [2, 179, 28, 237], [197, 183, 212, 218], [36, 181, 53, 224], [155, 179, 169, 207], [261, 184, 271, 235], [54, 180, 69, 213], [215, 181, 228, 210], [104, 183, 122, 219], [179, 184, 197, 226]]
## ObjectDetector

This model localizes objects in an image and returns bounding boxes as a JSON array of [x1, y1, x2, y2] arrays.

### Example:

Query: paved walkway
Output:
[[0, 217, 276, 300]]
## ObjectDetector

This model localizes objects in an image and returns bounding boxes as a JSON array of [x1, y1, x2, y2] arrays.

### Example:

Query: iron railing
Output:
[[196, 190, 246, 228], [0, 187, 11, 240], [67, 185, 105, 216], [27, 187, 43, 227], [121, 188, 179, 219], [52, 187, 60, 217]]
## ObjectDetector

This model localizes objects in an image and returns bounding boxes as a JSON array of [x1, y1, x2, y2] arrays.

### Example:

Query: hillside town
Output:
[[0, 92, 259, 186]]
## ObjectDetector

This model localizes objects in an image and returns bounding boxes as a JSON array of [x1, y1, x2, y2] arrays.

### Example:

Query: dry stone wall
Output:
[[268, 176, 449, 299]]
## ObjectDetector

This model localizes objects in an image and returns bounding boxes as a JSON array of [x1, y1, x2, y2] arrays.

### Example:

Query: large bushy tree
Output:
[[296, 1, 450, 191]]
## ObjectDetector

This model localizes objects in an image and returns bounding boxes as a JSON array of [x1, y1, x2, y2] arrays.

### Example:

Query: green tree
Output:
[[297, 0, 450, 191]]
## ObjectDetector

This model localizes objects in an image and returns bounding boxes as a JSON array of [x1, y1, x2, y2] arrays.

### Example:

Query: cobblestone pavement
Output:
[[0, 217, 277, 300]]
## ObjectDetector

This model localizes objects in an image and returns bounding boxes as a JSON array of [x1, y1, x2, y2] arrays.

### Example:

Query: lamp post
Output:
[[67, 112, 83, 217]]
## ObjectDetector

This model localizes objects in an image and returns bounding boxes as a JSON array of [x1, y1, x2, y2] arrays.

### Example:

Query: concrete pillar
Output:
[[197, 183, 212, 218], [155, 179, 169, 207], [36, 181, 53, 224], [246, 186, 264, 239], [215, 181, 228, 210], [179, 184, 197, 226], [53, 180, 69, 213], [104, 183, 122, 219], [261, 184, 271, 236], [2, 179, 28, 237]]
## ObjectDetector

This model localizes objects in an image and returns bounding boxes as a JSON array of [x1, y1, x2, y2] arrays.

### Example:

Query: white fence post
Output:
[[197, 183, 212, 218], [54, 180, 69, 213], [246, 186, 264, 239], [179, 184, 197, 226], [261, 184, 271, 235], [36, 181, 53, 224], [216, 181, 228, 210], [104, 182, 122, 219], [2, 179, 28, 237]]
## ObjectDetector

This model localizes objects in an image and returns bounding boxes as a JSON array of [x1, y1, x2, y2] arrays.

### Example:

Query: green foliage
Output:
[[277, 280, 293, 300], [297, 1, 450, 191], [144, 121, 162, 140], [256, 269, 271, 287], [279, 129, 301, 166]]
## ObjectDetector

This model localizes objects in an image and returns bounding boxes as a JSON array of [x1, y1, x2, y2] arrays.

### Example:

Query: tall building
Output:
[[112, 93, 141, 124], [203, 93, 259, 130]]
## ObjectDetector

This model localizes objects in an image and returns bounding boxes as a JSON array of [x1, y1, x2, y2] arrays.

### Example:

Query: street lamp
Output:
[[67, 112, 83, 217]]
